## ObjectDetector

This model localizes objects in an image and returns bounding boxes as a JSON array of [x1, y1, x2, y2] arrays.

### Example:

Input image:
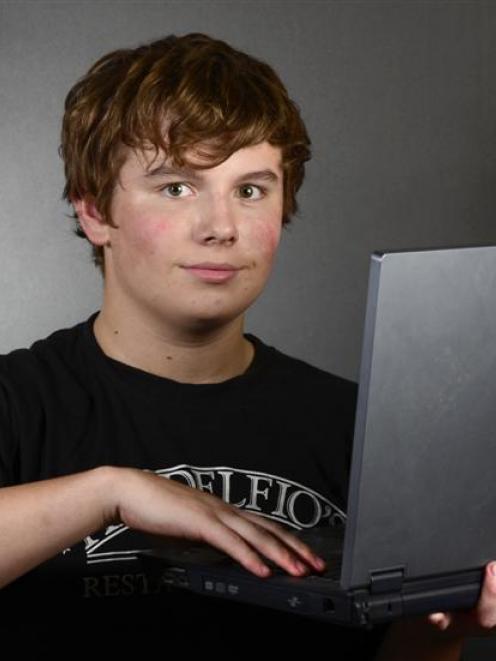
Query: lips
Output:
[[183, 262, 240, 271], [181, 262, 242, 283]]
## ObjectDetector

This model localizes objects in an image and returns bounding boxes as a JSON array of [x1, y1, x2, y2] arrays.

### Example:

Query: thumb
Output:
[[428, 612, 452, 630], [476, 562, 496, 630]]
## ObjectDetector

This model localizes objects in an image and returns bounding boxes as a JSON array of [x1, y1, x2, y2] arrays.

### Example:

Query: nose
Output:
[[192, 195, 239, 246]]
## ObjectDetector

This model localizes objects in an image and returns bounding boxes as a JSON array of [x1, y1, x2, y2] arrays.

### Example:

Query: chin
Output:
[[181, 309, 246, 333]]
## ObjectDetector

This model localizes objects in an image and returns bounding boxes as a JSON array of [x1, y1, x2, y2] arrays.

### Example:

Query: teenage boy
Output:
[[0, 33, 494, 659]]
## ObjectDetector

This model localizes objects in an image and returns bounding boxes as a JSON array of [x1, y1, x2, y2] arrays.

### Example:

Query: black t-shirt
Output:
[[0, 313, 388, 656]]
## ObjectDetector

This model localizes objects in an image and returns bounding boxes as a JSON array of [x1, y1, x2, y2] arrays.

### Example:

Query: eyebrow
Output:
[[144, 165, 280, 184]]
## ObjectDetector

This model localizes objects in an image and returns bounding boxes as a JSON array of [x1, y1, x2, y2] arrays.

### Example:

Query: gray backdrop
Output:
[[1, 1, 495, 657]]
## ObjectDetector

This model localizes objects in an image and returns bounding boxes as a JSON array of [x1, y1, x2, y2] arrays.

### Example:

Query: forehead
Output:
[[120, 141, 283, 179]]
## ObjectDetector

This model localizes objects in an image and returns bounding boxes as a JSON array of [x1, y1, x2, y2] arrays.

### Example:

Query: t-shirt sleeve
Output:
[[0, 373, 19, 487]]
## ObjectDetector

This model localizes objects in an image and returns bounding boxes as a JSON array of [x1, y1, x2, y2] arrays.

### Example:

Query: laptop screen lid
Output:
[[341, 245, 496, 591]]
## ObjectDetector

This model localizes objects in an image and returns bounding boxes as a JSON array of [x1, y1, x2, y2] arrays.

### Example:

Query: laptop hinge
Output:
[[369, 566, 405, 594]]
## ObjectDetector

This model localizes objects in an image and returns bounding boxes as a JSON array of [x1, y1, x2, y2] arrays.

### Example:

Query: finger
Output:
[[428, 612, 451, 630], [217, 510, 317, 576], [238, 511, 326, 571], [223, 511, 307, 576], [476, 562, 496, 630], [199, 518, 274, 578]]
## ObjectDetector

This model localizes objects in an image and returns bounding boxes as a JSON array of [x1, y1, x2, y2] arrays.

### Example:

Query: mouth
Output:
[[183, 262, 241, 271], [181, 263, 242, 283]]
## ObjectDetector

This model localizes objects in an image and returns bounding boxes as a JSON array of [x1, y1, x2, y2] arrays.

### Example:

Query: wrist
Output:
[[91, 465, 129, 528]]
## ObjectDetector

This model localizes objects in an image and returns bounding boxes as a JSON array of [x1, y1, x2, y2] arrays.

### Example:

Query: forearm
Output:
[[0, 466, 118, 588], [375, 617, 463, 661]]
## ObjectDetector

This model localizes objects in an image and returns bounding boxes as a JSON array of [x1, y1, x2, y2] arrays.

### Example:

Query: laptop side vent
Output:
[[369, 566, 405, 594]]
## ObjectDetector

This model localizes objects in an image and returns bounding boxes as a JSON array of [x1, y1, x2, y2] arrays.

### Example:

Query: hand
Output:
[[376, 567, 496, 661], [428, 562, 496, 638], [109, 467, 327, 579]]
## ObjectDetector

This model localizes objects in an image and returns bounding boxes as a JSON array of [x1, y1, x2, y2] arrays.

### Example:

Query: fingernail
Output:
[[490, 562, 496, 577], [314, 557, 326, 569], [260, 565, 271, 577]]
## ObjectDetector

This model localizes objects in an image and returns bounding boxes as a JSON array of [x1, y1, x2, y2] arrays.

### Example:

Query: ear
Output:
[[72, 196, 112, 246]]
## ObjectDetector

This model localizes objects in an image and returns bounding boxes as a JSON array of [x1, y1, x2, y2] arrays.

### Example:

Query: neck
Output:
[[92, 304, 254, 384]]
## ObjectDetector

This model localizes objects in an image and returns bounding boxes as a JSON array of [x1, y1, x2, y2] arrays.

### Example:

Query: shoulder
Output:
[[248, 333, 358, 404], [0, 315, 96, 395], [0, 316, 97, 484]]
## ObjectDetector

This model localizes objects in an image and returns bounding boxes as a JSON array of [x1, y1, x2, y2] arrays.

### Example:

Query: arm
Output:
[[0, 466, 326, 589], [0, 467, 110, 587]]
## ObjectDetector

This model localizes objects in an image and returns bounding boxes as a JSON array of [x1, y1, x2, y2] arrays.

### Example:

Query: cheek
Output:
[[121, 215, 171, 257], [252, 221, 282, 258]]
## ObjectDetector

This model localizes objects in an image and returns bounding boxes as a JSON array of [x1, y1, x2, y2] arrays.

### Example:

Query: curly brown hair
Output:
[[59, 33, 311, 271]]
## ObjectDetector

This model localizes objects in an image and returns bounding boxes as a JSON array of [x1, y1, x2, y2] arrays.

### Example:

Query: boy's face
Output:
[[98, 140, 284, 333]]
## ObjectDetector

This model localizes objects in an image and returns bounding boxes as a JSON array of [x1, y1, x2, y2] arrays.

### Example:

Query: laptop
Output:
[[142, 244, 496, 627]]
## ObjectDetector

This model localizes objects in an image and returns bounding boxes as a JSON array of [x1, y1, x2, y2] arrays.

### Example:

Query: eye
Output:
[[238, 184, 266, 200], [160, 182, 193, 198]]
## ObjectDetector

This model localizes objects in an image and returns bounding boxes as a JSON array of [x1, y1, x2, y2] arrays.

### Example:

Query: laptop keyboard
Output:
[[266, 525, 344, 580], [145, 524, 344, 581]]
